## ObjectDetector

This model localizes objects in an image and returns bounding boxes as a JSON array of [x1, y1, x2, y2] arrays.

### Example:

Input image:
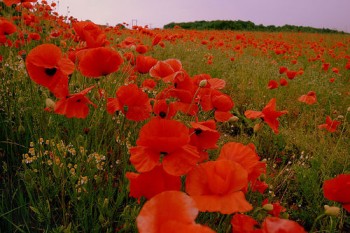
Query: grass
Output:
[[1, 1, 350, 232]]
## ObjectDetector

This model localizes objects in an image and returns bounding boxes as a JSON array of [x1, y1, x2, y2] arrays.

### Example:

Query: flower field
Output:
[[1, 1, 350, 232]]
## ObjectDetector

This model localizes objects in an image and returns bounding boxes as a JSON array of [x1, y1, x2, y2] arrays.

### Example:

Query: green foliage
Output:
[[164, 20, 346, 34]]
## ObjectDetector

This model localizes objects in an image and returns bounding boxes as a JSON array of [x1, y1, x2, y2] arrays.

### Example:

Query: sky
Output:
[[51, 0, 350, 32]]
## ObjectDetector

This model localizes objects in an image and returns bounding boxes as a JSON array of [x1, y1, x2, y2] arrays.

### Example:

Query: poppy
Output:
[[250, 180, 269, 194], [107, 84, 151, 121], [279, 78, 288, 86], [54, 86, 96, 119], [126, 165, 181, 201], [78, 47, 123, 78], [136, 44, 148, 54], [231, 214, 261, 233], [267, 80, 278, 89], [192, 73, 226, 89], [0, 18, 17, 36], [318, 116, 341, 133], [261, 217, 306, 233], [298, 91, 317, 105], [3, 0, 36, 6], [152, 34, 162, 46], [322, 63, 330, 71], [185, 159, 252, 214], [286, 70, 297, 80], [279, 66, 288, 74], [218, 142, 266, 183], [152, 99, 177, 119], [26, 44, 74, 98], [323, 174, 350, 212], [135, 55, 158, 74], [189, 120, 220, 150], [149, 59, 183, 81], [142, 78, 157, 90], [72, 21, 108, 48], [136, 191, 215, 233], [129, 118, 200, 176], [245, 98, 288, 134]]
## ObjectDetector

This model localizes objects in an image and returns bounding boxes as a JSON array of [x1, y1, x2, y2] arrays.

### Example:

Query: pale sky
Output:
[[51, 0, 350, 32]]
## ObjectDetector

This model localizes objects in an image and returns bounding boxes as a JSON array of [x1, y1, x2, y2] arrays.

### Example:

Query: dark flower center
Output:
[[194, 128, 203, 135], [45, 68, 57, 76], [159, 111, 166, 118]]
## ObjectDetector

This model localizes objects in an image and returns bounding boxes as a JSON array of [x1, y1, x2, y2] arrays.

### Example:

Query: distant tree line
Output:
[[163, 20, 345, 34]]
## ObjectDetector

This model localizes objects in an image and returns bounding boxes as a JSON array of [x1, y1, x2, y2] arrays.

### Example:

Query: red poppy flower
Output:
[[267, 80, 278, 89], [72, 21, 108, 48], [152, 34, 162, 46], [189, 120, 220, 150], [26, 44, 74, 98], [192, 74, 226, 89], [298, 91, 317, 105], [0, 18, 17, 36], [107, 84, 151, 121], [142, 78, 157, 90], [322, 63, 330, 71], [279, 78, 288, 86], [54, 86, 96, 119], [136, 191, 215, 233], [152, 99, 177, 119], [261, 217, 306, 233], [231, 214, 261, 233], [135, 55, 158, 74], [136, 44, 148, 54], [3, 0, 36, 6], [245, 98, 287, 134], [218, 142, 266, 183], [129, 118, 200, 176], [318, 116, 341, 133], [251, 180, 269, 194], [332, 67, 339, 74], [149, 59, 183, 81], [329, 78, 336, 83], [279, 66, 288, 74], [126, 165, 181, 201], [286, 70, 297, 79], [185, 159, 252, 214], [323, 174, 350, 212], [78, 47, 123, 78]]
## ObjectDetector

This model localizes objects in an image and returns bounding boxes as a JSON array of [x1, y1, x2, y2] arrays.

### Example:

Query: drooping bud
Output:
[[324, 205, 340, 216], [199, 79, 208, 87]]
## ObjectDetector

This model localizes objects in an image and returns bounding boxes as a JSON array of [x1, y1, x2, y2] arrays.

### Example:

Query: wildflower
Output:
[[129, 118, 200, 176], [323, 174, 350, 212], [26, 44, 74, 98], [245, 98, 288, 134], [267, 80, 278, 89], [231, 214, 260, 233], [261, 217, 306, 233], [185, 159, 252, 214], [107, 84, 151, 121], [54, 86, 96, 119], [126, 165, 181, 200], [298, 91, 317, 105], [78, 47, 123, 78], [318, 116, 341, 133], [279, 66, 288, 74], [136, 191, 215, 233], [72, 21, 108, 48], [135, 55, 158, 74], [279, 78, 288, 86]]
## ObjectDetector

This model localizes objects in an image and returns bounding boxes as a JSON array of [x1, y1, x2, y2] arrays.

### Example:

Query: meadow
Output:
[[1, 1, 350, 232]]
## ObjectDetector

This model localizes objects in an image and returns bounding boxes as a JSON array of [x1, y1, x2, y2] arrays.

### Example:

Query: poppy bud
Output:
[[228, 116, 239, 123], [324, 205, 340, 216], [253, 123, 263, 132], [18, 125, 25, 134], [281, 212, 290, 219], [337, 115, 344, 120], [199, 79, 208, 87], [45, 98, 55, 109], [347, 107, 350, 112], [262, 203, 274, 211]]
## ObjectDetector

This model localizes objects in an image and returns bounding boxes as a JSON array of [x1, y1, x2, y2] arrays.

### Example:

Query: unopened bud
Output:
[[199, 79, 208, 87], [229, 116, 239, 122], [45, 98, 55, 109], [253, 123, 263, 132], [324, 205, 340, 216], [281, 212, 290, 219], [262, 203, 274, 211], [347, 107, 350, 112]]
